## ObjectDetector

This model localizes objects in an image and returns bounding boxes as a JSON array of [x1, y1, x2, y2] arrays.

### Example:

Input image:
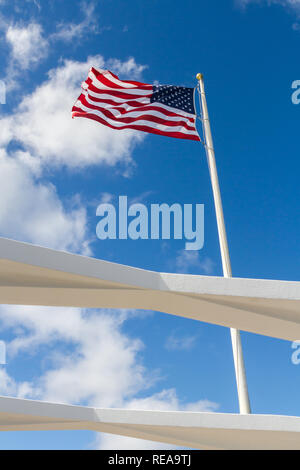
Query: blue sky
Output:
[[0, 0, 299, 449]]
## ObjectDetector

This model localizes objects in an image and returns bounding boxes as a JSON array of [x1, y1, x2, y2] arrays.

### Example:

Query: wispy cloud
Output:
[[51, 2, 100, 43], [0, 0, 41, 8], [175, 250, 215, 275], [237, 0, 300, 14], [236, 0, 300, 30], [106, 57, 148, 79], [130, 191, 156, 205], [165, 332, 197, 351]]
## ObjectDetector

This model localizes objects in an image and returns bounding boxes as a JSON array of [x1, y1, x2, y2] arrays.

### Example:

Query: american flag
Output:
[[72, 67, 200, 141]]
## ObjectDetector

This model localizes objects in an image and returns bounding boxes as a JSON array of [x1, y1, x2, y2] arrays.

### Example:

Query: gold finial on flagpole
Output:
[[196, 73, 203, 81]]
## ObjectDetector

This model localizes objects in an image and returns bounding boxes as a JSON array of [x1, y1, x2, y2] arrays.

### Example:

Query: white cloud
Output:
[[175, 250, 214, 275], [237, 0, 300, 29], [0, 306, 148, 406], [6, 22, 48, 70], [0, 0, 41, 7], [3, 21, 49, 90], [126, 389, 218, 413], [106, 57, 148, 79], [0, 368, 18, 395], [32, 0, 41, 10], [0, 149, 90, 253], [237, 0, 300, 13], [51, 2, 99, 43], [0, 55, 146, 170], [165, 332, 197, 351]]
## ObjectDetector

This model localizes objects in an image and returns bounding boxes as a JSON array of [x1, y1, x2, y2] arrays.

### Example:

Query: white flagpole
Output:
[[196, 73, 251, 415]]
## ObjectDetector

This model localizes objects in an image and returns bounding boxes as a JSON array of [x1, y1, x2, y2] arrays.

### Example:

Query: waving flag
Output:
[[72, 68, 200, 141]]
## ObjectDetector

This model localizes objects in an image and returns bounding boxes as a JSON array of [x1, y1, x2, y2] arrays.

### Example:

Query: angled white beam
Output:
[[0, 237, 300, 341], [0, 396, 300, 450]]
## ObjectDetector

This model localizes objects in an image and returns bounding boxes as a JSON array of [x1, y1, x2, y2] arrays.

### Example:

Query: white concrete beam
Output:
[[0, 396, 300, 449], [0, 237, 299, 341]]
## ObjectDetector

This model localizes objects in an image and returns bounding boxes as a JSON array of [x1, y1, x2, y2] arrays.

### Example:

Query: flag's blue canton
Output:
[[151, 85, 195, 115]]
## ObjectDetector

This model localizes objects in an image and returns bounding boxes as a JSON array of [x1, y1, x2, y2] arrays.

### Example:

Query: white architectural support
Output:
[[0, 237, 299, 341], [0, 396, 300, 450]]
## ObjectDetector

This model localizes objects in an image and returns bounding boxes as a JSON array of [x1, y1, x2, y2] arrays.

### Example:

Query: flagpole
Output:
[[196, 73, 251, 415]]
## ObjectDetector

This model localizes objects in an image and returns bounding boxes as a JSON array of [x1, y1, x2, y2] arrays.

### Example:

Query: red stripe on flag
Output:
[[77, 95, 196, 130], [72, 109, 200, 141]]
